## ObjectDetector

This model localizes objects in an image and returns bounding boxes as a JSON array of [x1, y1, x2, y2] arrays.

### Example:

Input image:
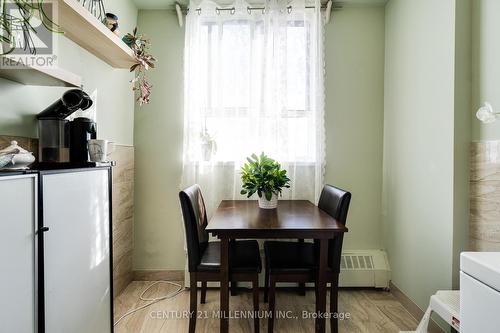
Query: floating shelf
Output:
[[0, 56, 82, 87], [54, 0, 137, 69], [0, 0, 135, 87]]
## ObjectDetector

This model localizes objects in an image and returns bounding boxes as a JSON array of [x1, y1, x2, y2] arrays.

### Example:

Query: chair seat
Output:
[[198, 240, 262, 273], [264, 241, 318, 273]]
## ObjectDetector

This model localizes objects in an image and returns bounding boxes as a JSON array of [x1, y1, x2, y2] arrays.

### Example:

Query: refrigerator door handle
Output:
[[37, 226, 50, 234]]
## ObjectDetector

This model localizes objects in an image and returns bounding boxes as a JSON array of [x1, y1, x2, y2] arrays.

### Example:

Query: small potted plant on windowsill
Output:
[[240, 153, 291, 209], [200, 128, 217, 161]]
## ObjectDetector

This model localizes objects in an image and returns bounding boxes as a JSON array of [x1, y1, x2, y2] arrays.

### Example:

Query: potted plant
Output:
[[240, 153, 291, 209], [123, 28, 156, 106], [200, 128, 217, 161]]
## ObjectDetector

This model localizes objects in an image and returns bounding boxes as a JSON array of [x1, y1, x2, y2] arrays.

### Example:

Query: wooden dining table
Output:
[[206, 200, 348, 333]]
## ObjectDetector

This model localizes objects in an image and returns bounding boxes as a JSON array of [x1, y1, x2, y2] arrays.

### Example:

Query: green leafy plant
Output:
[[123, 28, 156, 106], [240, 153, 291, 201]]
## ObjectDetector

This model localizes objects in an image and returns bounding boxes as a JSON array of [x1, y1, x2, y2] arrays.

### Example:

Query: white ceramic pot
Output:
[[10, 153, 35, 169], [201, 143, 213, 161], [258, 194, 278, 209], [0, 141, 35, 170]]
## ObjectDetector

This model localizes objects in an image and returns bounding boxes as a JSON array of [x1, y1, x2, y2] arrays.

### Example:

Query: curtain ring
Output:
[[247, 6, 251, 14], [262, 8, 266, 14], [287, 5, 292, 14], [196, 8, 201, 15], [215, 7, 220, 15], [230, 7, 235, 15]]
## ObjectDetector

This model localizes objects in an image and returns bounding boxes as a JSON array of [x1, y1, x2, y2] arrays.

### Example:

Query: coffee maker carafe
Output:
[[37, 89, 94, 164]]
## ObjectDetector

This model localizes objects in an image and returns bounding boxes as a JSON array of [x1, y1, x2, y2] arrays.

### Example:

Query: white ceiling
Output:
[[132, 0, 388, 10]]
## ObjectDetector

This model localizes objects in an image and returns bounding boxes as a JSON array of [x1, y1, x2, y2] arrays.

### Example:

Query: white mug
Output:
[[88, 139, 114, 162]]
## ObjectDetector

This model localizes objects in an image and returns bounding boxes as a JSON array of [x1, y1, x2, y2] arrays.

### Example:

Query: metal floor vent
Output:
[[339, 250, 391, 289], [341, 254, 374, 270]]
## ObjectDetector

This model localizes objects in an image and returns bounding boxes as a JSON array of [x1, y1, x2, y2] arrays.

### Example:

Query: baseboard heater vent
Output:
[[339, 250, 391, 289], [186, 249, 391, 289]]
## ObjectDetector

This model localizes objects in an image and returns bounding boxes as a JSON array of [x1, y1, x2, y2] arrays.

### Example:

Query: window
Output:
[[181, 2, 325, 210]]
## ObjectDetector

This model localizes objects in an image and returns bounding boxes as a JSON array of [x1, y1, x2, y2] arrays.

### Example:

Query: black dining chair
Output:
[[179, 184, 262, 333], [263, 184, 351, 333]]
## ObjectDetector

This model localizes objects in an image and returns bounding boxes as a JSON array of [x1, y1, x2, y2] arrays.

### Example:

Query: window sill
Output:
[[185, 160, 318, 167]]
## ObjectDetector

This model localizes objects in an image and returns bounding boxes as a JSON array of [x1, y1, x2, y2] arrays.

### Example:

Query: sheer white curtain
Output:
[[181, 0, 325, 215]]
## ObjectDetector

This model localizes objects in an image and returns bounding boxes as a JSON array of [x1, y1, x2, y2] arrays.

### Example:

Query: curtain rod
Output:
[[176, 2, 343, 14], [174, 1, 339, 26]]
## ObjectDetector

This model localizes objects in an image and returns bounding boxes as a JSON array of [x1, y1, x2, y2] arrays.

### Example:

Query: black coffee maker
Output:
[[70, 117, 97, 163], [37, 89, 96, 164]]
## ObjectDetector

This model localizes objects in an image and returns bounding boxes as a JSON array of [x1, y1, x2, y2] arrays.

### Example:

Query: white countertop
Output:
[[461, 252, 500, 292]]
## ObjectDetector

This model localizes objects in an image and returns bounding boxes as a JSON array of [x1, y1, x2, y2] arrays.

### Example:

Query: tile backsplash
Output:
[[470, 141, 500, 251], [0, 135, 38, 158]]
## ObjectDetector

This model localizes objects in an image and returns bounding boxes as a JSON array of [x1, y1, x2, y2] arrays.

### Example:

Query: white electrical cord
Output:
[[114, 281, 185, 326]]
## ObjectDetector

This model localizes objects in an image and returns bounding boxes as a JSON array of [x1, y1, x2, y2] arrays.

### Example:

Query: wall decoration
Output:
[[102, 12, 120, 36], [123, 28, 156, 106]]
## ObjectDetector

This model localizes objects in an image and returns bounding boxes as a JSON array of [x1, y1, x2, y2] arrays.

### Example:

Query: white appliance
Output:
[[460, 252, 500, 333], [0, 174, 38, 333], [40, 168, 112, 333]]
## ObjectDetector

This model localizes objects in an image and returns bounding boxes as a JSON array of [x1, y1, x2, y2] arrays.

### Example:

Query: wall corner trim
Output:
[[133, 270, 185, 282], [389, 281, 445, 333]]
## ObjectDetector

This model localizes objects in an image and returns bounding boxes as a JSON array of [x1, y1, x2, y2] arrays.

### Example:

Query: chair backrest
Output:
[[318, 184, 352, 273], [179, 184, 209, 272]]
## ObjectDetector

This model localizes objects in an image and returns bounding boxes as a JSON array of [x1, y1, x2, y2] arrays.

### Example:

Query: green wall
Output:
[[324, 7, 385, 251], [383, 0, 470, 317], [133, 10, 186, 270], [133, 7, 386, 270], [472, 0, 500, 140], [453, 0, 471, 289], [0, 0, 138, 145]]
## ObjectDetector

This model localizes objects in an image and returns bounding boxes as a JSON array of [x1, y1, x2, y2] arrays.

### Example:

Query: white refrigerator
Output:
[[0, 174, 38, 333], [460, 252, 500, 333], [39, 168, 112, 333]]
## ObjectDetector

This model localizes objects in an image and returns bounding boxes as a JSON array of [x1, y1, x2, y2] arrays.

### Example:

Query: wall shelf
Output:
[[54, 0, 137, 69], [0, 56, 82, 87], [0, 0, 135, 87]]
